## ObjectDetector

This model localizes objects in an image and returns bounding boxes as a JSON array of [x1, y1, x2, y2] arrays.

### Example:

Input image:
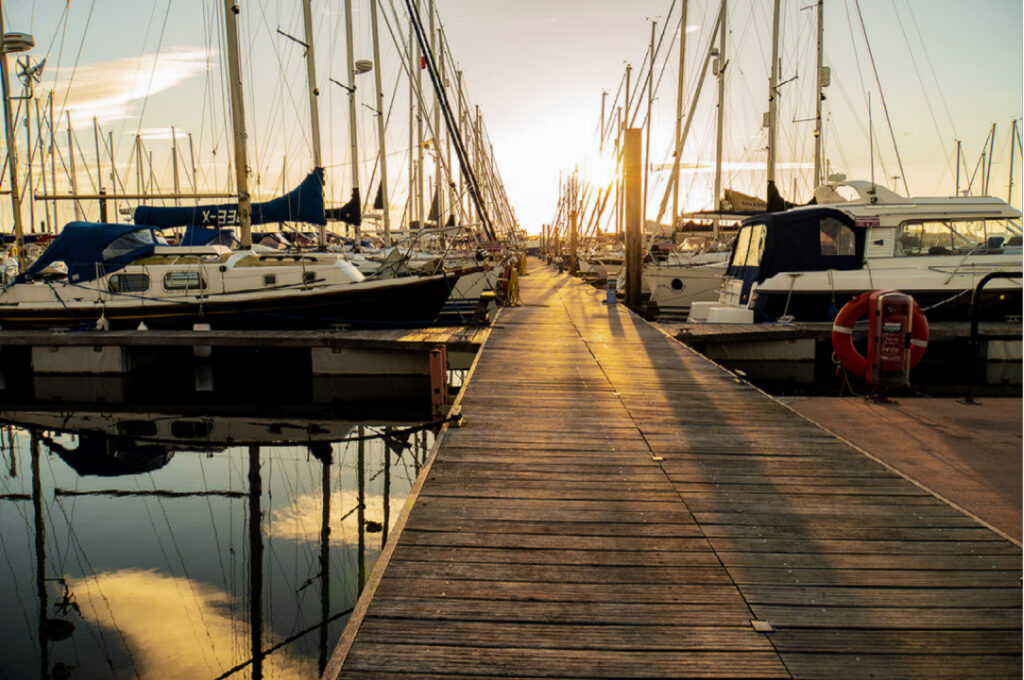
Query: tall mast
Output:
[[984, 122, 996, 196], [813, 0, 825, 188], [1008, 119, 1018, 205], [414, 2, 425, 230], [68, 113, 82, 220], [713, 0, 727, 237], [48, 93, 56, 231], [955, 139, 961, 196], [408, 24, 416, 228], [430, 0, 442, 227], [643, 19, 655, 228], [0, 2, 27, 270], [171, 126, 180, 206], [223, 0, 253, 248], [35, 100, 50, 231], [671, 0, 688, 222], [599, 90, 607, 153], [370, 0, 391, 243], [440, 29, 455, 223], [656, 5, 723, 225], [766, 0, 781, 190], [301, 0, 326, 247], [344, 0, 361, 243]]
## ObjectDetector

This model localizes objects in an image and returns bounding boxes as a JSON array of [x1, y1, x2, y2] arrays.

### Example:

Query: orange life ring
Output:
[[831, 290, 929, 379]]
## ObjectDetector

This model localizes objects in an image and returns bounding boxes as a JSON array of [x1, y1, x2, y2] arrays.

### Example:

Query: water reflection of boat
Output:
[[38, 431, 174, 476], [4, 409, 361, 449]]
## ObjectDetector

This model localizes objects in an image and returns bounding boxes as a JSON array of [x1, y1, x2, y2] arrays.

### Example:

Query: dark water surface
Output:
[[0, 378, 437, 680]]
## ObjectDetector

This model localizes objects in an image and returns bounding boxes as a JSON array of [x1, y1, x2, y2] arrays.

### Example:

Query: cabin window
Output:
[[263, 274, 276, 286], [163, 271, 207, 291], [101, 230, 155, 260], [108, 273, 150, 293], [117, 420, 157, 437], [303, 271, 316, 284], [897, 217, 1022, 256], [819, 217, 856, 256], [170, 420, 213, 438]]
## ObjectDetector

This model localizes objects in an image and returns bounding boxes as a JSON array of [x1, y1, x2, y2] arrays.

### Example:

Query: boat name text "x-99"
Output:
[[200, 209, 240, 226]]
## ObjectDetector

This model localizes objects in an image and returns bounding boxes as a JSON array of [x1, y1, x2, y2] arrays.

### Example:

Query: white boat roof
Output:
[[812, 180, 1021, 220]]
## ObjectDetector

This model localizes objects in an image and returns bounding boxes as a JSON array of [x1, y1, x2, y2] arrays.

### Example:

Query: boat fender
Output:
[[831, 290, 928, 383]]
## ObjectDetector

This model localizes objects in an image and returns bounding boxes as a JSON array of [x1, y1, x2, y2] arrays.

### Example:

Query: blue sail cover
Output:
[[180, 224, 238, 247], [18, 222, 160, 284], [133, 168, 326, 229]]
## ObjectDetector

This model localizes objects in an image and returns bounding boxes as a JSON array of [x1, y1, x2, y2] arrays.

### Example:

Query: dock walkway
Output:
[[325, 260, 1021, 679]]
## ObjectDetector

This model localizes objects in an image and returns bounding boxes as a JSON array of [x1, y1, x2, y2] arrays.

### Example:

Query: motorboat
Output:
[[692, 180, 1022, 323]]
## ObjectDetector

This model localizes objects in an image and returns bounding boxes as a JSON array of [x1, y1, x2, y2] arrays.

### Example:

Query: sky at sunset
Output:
[[3, 0, 1022, 235]]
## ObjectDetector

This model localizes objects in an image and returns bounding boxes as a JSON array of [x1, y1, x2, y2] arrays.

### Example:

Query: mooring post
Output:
[[624, 128, 643, 310]]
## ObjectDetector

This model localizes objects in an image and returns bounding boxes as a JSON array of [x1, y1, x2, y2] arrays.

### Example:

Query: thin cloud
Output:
[[42, 47, 216, 129]]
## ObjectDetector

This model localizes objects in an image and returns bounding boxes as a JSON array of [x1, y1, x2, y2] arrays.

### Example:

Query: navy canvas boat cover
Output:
[[134, 168, 326, 229], [18, 222, 161, 283], [180, 224, 238, 247], [727, 207, 863, 282]]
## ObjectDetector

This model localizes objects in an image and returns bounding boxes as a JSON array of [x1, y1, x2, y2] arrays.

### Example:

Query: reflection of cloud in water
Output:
[[267, 491, 401, 546], [69, 569, 315, 679]]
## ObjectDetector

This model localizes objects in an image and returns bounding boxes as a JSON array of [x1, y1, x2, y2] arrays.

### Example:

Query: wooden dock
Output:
[[324, 260, 1021, 679]]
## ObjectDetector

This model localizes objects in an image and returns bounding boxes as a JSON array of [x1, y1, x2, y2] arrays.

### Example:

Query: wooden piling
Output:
[[624, 128, 643, 309]]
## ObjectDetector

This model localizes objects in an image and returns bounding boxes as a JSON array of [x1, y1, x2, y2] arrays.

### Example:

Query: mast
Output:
[[223, 0, 253, 248], [430, 0, 442, 227], [643, 19, 655, 229], [656, 5, 722, 224], [713, 0, 727, 237], [440, 30, 455, 224], [671, 0, 688, 222], [599, 90, 607, 153], [408, 24, 416, 228], [48, 93, 56, 231], [25, 96, 35, 234], [0, 4, 27, 269], [92, 117, 103, 217], [34, 99, 50, 231], [984, 122, 996, 196], [301, 0, 326, 247], [171, 126, 180, 206], [813, 0, 825, 188], [955, 139, 961, 196], [1008, 119, 1018, 204], [68, 113, 82, 220], [370, 0, 391, 243], [766, 0, 781, 190], [414, 3, 424, 231], [344, 0, 361, 244]]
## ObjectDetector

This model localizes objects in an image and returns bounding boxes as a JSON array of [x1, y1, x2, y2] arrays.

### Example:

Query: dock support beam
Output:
[[624, 128, 643, 310]]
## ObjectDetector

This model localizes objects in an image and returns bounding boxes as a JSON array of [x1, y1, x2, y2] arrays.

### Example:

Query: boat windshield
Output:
[[101, 230, 157, 260], [729, 223, 767, 268], [896, 217, 1023, 256]]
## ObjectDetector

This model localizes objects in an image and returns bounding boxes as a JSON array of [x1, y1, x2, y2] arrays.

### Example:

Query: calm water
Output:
[[0, 379, 437, 680]]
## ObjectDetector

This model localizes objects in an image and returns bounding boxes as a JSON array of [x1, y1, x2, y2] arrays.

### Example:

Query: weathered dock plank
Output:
[[324, 261, 1021, 679]]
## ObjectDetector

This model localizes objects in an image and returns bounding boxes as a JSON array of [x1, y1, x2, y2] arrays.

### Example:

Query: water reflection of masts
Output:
[[247, 445, 264, 680], [317, 442, 331, 676], [357, 425, 366, 591], [32, 432, 49, 680]]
